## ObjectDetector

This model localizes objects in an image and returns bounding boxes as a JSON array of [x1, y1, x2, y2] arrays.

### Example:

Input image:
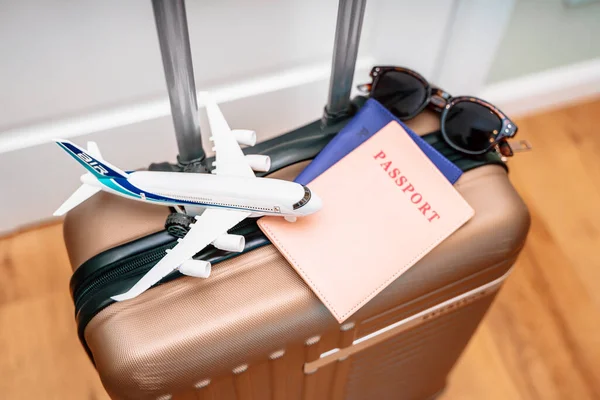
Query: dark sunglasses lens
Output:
[[444, 101, 503, 153], [371, 71, 427, 119]]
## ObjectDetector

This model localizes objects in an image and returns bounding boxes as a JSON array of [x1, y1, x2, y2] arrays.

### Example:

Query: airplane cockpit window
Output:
[[292, 186, 311, 210]]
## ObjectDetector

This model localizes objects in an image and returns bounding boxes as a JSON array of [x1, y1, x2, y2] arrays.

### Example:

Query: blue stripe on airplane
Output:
[[58, 141, 124, 178], [109, 177, 263, 212]]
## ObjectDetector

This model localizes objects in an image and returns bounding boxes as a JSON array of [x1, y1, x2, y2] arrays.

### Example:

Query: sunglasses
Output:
[[358, 66, 520, 156]]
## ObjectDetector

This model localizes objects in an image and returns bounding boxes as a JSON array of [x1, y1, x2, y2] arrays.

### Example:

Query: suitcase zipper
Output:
[[73, 242, 174, 311], [72, 218, 263, 313]]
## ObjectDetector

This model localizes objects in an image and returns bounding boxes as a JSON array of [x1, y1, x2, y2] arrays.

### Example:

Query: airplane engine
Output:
[[232, 129, 257, 147], [245, 155, 271, 172], [178, 259, 211, 278], [212, 234, 245, 253]]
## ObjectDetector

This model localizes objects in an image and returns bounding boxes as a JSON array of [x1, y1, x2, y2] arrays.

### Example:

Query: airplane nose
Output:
[[305, 193, 322, 215]]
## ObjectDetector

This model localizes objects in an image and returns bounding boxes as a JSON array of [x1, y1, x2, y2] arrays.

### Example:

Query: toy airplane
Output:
[[54, 94, 322, 302]]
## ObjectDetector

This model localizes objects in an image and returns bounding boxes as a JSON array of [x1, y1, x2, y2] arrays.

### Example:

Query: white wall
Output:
[[0, 0, 343, 133], [0, 0, 516, 233], [487, 0, 600, 83]]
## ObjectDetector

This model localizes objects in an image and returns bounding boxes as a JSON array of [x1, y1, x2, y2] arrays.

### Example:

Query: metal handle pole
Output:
[[324, 0, 367, 122], [152, 0, 205, 163]]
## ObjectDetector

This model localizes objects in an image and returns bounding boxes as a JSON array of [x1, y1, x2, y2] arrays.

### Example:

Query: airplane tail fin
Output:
[[54, 139, 128, 180], [86, 141, 103, 160], [53, 183, 101, 216], [53, 139, 127, 215]]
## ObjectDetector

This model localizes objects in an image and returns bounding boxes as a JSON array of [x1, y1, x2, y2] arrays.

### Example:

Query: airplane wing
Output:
[[203, 94, 256, 178], [111, 208, 250, 301]]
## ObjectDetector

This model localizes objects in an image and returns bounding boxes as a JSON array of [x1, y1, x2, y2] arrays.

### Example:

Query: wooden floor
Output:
[[1, 98, 600, 400]]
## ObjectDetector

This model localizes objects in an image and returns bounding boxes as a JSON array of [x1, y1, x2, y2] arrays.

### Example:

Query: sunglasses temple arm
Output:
[[506, 139, 533, 152]]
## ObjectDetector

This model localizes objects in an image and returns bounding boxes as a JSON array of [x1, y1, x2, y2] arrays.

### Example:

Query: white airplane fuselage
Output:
[[81, 170, 321, 217], [54, 92, 324, 302]]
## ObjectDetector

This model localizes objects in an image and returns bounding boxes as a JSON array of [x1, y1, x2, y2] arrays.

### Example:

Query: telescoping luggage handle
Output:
[[325, 0, 367, 122], [152, 0, 205, 165], [151, 0, 367, 165]]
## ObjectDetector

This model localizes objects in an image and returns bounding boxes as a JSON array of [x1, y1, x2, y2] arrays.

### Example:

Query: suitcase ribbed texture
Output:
[[160, 294, 494, 400]]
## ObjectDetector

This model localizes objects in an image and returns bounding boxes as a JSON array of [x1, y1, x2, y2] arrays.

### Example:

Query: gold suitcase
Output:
[[63, 1, 530, 399]]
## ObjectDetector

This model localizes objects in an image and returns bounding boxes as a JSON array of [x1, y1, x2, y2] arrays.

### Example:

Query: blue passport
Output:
[[295, 99, 462, 185]]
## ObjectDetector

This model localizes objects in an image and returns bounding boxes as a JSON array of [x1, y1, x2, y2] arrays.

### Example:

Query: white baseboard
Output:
[[0, 57, 374, 155], [2, 56, 598, 235], [0, 59, 373, 234], [480, 57, 600, 117]]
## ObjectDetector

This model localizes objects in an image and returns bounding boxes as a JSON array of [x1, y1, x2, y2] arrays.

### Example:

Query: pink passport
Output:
[[258, 121, 474, 322]]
